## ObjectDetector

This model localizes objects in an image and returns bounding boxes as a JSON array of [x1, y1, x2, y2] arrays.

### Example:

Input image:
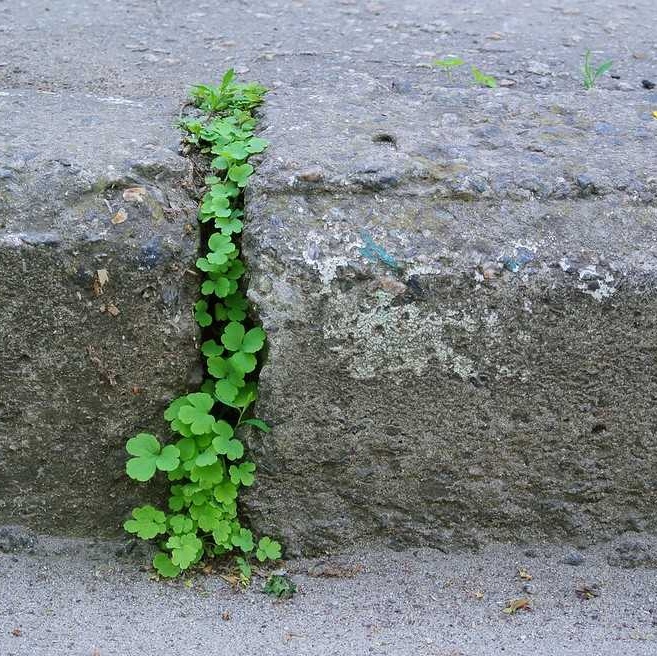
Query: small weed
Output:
[[471, 65, 497, 88], [264, 574, 297, 599], [432, 56, 465, 80], [583, 50, 612, 90]]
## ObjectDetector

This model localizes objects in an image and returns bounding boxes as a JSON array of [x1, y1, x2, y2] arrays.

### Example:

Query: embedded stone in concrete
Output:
[[0, 91, 200, 535]]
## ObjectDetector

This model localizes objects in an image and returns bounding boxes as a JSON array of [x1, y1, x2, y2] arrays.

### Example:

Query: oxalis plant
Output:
[[123, 69, 282, 579]]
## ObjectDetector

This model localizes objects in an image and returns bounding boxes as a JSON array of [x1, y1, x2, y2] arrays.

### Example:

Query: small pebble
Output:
[[522, 583, 537, 595], [642, 79, 655, 90], [564, 551, 584, 566]]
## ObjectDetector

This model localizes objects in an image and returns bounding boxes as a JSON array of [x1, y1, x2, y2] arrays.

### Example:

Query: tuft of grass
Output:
[[583, 50, 613, 90]]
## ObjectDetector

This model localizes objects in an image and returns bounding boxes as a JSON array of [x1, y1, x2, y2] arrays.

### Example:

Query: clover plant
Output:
[[124, 70, 281, 578]]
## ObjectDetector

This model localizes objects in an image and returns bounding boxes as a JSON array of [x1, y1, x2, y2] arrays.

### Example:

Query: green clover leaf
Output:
[[213, 480, 238, 504], [177, 393, 215, 435], [190, 502, 223, 532], [195, 447, 218, 467], [221, 321, 245, 351], [126, 434, 180, 481], [220, 141, 249, 160], [168, 485, 187, 512], [215, 379, 239, 404], [123, 505, 167, 539], [194, 300, 213, 327], [212, 520, 232, 546], [201, 340, 224, 357], [212, 431, 244, 461], [245, 136, 268, 153], [201, 276, 234, 298], [153, 552, 182, 578], [169, 514, 194, 535], [229, 461, 256, 486], [231, 527, 254, 553], [215, 216, 243, 235], [189, 461, 224, 487], [241, 327, 266, 353], [229, 351, 257, 376], [166, 533, 204, 569], [228, 163, 254, 187], [256, 536, 282, 562]]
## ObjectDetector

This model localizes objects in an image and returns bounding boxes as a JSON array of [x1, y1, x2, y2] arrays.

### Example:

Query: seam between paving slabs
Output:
[[122, 71, 282, 580]]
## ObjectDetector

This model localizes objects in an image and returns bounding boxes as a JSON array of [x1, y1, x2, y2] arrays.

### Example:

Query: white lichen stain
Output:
[[323, 293, 496, 380]]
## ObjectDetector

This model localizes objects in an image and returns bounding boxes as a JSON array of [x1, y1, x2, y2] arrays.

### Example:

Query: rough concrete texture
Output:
[[0, 91, 199, 533], [1, 0, 656, 551], [2, 534, 657, 656]]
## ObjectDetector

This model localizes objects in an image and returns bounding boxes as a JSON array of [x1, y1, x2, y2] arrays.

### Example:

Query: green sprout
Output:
[[471, 65, 497, 88], [583, 50, 613, 90], [432, 56, 465, 80]]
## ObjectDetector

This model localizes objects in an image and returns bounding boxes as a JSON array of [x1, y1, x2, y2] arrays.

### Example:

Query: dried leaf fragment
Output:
[[503, 597, 532, 614], [93, 269, 109, 296], [518, 567, 533, 581], [106, 303, 120, 317], [575, 582, 600, 600], [122, 186, 147, 202], [111, 208, 128, 225], [221, 610, 231, 621]]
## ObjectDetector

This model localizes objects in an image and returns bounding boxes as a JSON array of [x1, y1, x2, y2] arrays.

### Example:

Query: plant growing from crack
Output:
[[432, 56, 465, 81], [124, 69, 281, 578], [431, 55, 497, 88], [583, 50, 612, 90]]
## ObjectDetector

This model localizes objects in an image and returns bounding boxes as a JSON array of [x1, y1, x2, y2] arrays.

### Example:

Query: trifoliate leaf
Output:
[[123, 505, 167, 539], [153, 552, 181, 578], [245, 136, 268, 153], [169, 514, 194, 535], [228, 163, 254, 187], [231, 527, 254, 553], [126, 433, 160, 457], [177, 393, 215, 435], [221, 321, 245, 351], [241, 327, 266, 353], [155, 444, 181, 472], [190, 461, 224, 487], [256, 536, 282, 562], [229, 461, 256, 486], [166, 533, 203, 569], [195, 447, 218, 467], [201, 340, 224, 357], [229, 351, 257, 375], [212, 520, 232, 545], [126, 433, 162, 481], [190, 503, 223, 532], [215, 379, 239, 404], [194, 300, 213, 327], [212, 433, 244, 461], [213, 480, 238, 504]]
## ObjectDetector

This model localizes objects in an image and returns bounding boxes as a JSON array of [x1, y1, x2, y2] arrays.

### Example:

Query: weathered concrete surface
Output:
[[0, 91, 199, 533], [1, 0, 656, 549], [240, 40, 657, 552], [2, 534, 657, 656]]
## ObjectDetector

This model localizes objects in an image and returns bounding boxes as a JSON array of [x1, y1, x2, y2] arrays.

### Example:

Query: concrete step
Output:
[[0, 90, 199, 533]]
